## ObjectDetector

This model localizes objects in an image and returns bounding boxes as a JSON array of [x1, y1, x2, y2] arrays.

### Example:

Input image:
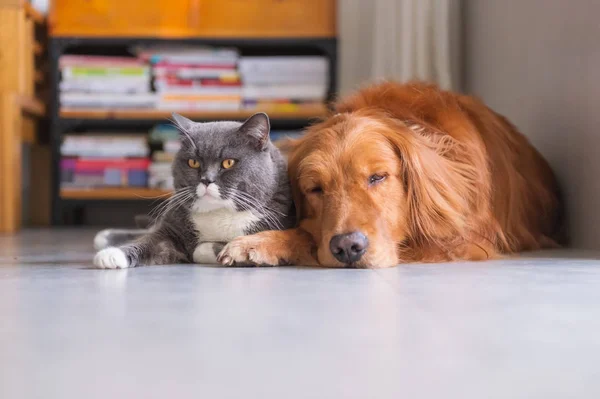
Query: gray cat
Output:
[[93, 112, 294, 268]]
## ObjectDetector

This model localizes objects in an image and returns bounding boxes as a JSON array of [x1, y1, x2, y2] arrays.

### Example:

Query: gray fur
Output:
[[94, 113, 294, 267]]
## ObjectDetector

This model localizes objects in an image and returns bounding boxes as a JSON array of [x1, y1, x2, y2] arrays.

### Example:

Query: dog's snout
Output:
[[329, 232, 369, 264]]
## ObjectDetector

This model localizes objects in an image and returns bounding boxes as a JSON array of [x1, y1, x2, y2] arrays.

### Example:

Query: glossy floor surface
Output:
[[1, 229, 600, 399]]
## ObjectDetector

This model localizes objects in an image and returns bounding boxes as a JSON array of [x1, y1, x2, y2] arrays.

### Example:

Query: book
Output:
[[155, 79, 242, 95], [61, 134, 150, 158], [60, 92, 157, 108], [154, 76, 241, 90], [242, 84, 327, 101], [59, 55, 146, 68], [61, 66, 150, 80], [134, 45, 239, 65], [60, 157, 150, 188], [152, 151, 176, 163], [242, 99, 324, 112], [153, 65, 239, 80], [156, 100, 241, 111], [70, 158, 151, 171], [60, 78, 150, 94], [239, 56, 329, 85]]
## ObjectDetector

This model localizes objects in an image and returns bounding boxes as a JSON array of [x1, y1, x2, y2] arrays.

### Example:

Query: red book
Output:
[[153, 62, 236, 69], [75, 158, 150, 172], [156, 76, 242, 87]]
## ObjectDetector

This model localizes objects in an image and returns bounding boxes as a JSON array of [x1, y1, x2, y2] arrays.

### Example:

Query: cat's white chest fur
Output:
[[190, 207, 259, 242]]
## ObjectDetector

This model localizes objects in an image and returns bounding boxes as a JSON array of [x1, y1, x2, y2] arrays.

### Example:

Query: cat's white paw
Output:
[[94, 247, 130, 269], [192, 243, 218, 264]]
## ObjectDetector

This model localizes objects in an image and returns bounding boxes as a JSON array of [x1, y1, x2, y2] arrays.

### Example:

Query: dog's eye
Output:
[[369, 174, 386, 185], [308, 186, 323, 195]]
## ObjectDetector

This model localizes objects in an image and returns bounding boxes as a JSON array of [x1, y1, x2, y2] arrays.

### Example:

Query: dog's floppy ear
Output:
[[385, 120, 489, 245]]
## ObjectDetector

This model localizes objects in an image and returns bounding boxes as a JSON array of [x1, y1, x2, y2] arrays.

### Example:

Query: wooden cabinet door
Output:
[[50, 0, 198, 37], [50, 0, 336, 38], [192, 0, 336, 37]]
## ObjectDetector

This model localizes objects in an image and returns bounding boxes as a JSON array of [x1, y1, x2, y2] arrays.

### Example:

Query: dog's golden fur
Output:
[[218, 82, 563, 268]]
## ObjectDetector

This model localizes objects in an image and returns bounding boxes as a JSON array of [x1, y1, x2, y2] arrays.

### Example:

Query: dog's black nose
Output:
[[329, 232, 369, 264]]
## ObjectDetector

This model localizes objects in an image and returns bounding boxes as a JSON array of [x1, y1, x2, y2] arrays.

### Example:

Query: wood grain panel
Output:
[[50, 0, 336, 38]]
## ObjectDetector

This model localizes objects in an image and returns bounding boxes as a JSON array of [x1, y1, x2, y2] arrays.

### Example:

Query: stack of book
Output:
[[59, 55, 155, 109], [139, 46, 241, 111], [60, 135, 150, 188], [239, 56, 329, 111], [269, 130, 304, 143], [148, 124, 181, 190]]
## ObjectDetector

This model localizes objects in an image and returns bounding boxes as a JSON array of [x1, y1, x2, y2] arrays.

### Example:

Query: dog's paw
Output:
[[94, 247, 130, 269], [217, 236, 289, 267]]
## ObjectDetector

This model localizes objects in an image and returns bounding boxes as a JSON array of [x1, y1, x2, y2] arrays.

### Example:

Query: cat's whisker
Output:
[[152, 190, 193, 220], [163, 191, 194, 215], [135, 191, 174, 200], [225, 187, 287, 218], [149, 190, 189, 218], [226, 187, 287, 216], [225, 190, 285, 230], [238, 182, 288, 216]]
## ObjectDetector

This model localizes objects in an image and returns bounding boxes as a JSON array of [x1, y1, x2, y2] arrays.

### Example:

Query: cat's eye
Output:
[[188, 159, 200, 169], [369, 174, 387, 185], [222, 159, 237, 169]]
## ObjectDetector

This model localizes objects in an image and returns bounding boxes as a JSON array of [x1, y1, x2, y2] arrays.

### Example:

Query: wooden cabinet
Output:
[[0, 1, 48, 232], [49, 0, 336, 38]]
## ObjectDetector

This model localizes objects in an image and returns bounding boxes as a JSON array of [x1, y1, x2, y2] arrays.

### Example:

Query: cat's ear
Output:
[[171, 113, 194, 132], [239, 112, 270, 150]]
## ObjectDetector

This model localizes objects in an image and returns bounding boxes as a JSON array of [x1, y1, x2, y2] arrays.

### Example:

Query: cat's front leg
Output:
[[94, 231, 185, 269], [94, 247, 131, 269], [217, 228, 318, 267], [192, 242, 226, 264]]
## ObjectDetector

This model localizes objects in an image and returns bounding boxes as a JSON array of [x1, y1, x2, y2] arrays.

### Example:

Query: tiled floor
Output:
[[1, 229, 600, 399]]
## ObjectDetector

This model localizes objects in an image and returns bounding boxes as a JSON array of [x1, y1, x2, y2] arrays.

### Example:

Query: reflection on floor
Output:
[[1, 228, 600, 399]]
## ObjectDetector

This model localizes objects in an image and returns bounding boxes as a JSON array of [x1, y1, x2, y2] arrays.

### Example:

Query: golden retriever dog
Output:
[[218, 82, 563, 268]]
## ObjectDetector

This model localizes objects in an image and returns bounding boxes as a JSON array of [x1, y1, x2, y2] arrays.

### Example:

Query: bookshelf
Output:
[[60, 187, 171, 200], [59, 105, 328, 121], [48, 37, 337, 225]]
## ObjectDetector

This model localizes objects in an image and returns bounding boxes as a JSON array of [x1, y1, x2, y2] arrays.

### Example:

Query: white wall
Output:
[[464, 0, 600, 249]]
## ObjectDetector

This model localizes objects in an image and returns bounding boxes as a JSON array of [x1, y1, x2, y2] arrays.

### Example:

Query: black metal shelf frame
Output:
[[48, 36, 337, 225]]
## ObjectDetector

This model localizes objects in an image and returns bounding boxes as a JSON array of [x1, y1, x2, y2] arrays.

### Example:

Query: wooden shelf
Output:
[[61, 187, 172, 200], [23, 1, 45, 26], [17, 95, 45, 118], [59, 106, 328, 121]]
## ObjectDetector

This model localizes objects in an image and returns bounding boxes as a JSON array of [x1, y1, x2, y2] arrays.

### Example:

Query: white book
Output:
[[61, 135, 150, 157], [242, 84, 328, 101], [60, 79, 150, 94], [242, 74, 329, 85], [154, 85, 242, 96], [239, 56, 328, 77], [60, 93, 157, 108], [156, 101, 240, 111]]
